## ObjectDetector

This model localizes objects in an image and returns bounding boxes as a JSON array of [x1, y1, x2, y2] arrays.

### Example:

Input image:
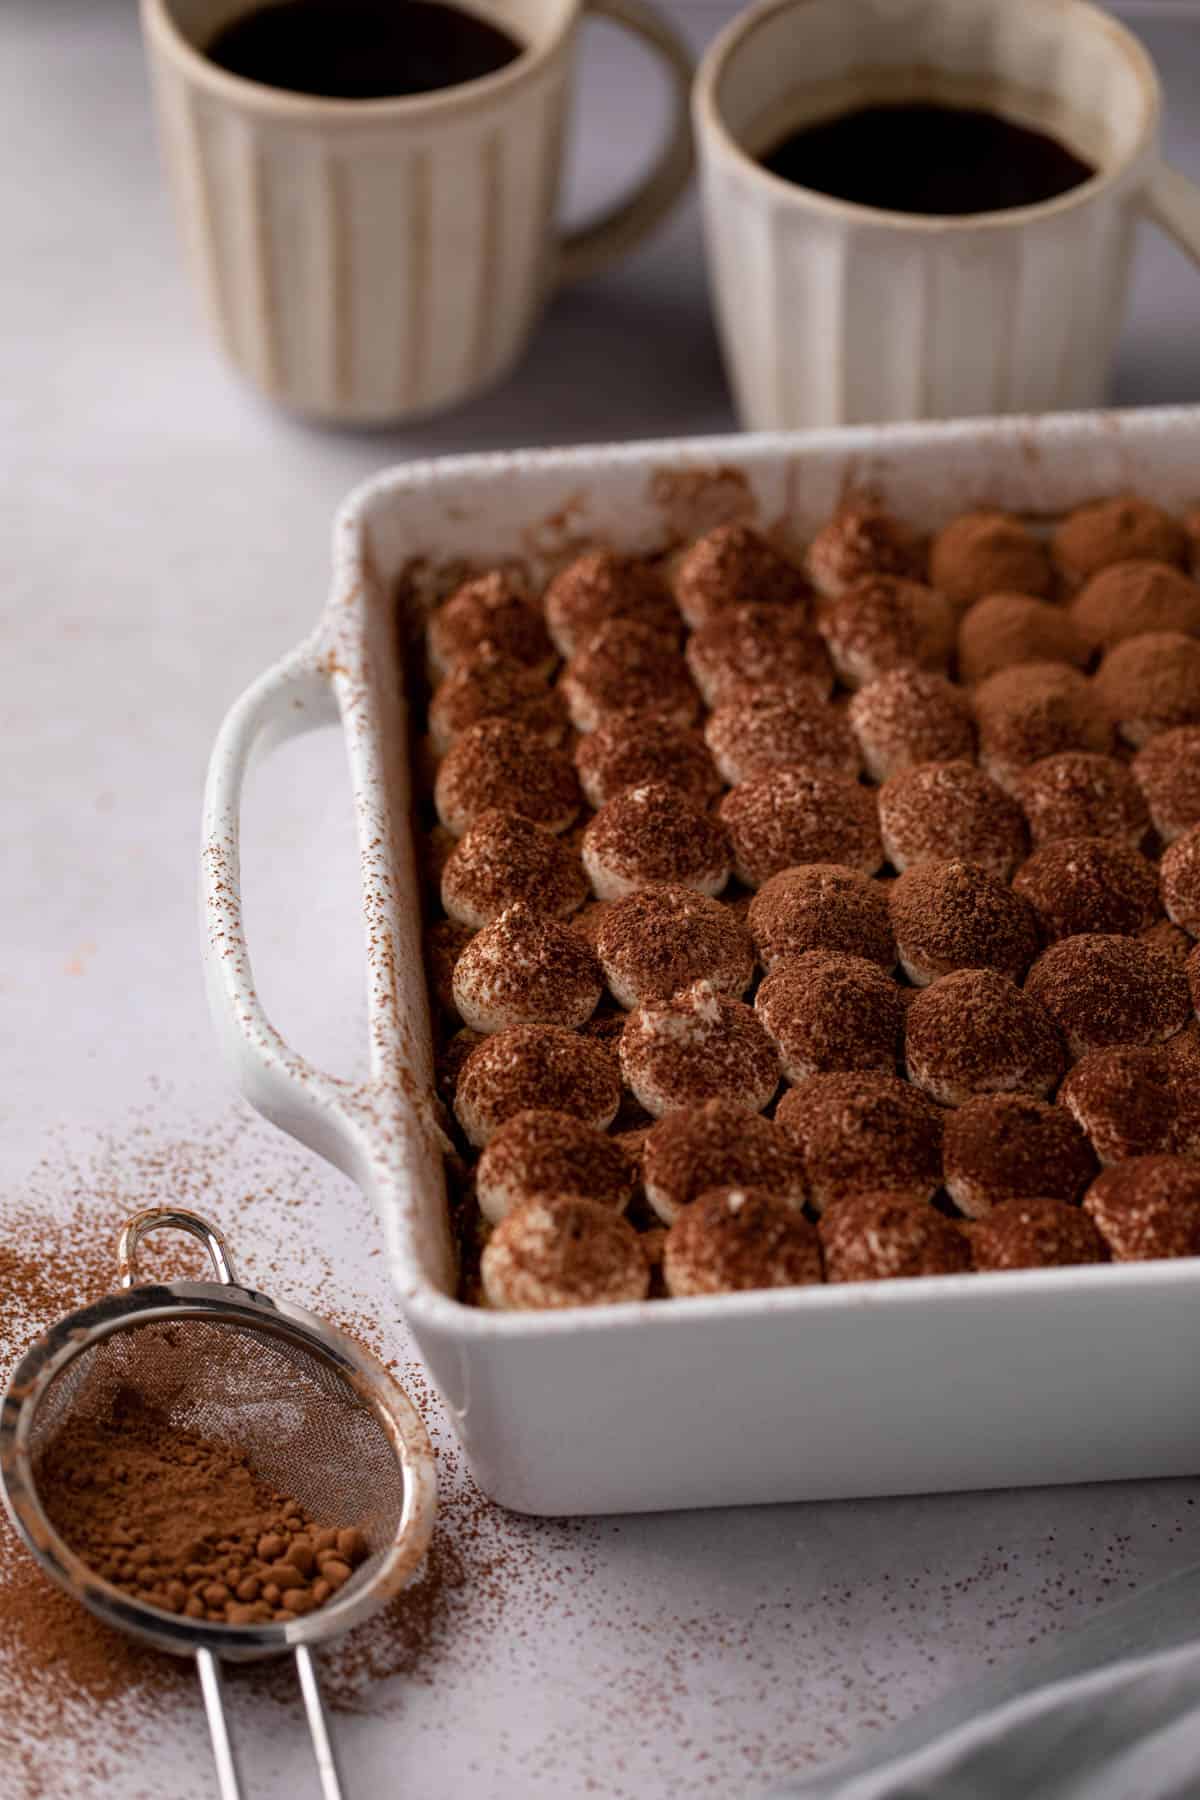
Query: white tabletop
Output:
[[6, 3, 1200, 1795]]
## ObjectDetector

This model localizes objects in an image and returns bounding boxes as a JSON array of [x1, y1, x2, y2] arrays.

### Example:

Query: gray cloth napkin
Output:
[[781, 1561, 1200, 1799]]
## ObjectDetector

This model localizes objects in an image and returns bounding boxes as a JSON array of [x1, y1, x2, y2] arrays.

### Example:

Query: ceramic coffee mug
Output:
[[143, 0, 694, 423], [694, 0, 1200, 430]]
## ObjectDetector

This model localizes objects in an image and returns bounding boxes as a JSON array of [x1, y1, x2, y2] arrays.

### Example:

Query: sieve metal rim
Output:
[[0, 1277, 437, 1664]]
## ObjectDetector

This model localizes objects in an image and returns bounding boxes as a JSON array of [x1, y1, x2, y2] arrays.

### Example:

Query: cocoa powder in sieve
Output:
[[0, 1142, 473, 1786], [36, 1389, 367, 1627]]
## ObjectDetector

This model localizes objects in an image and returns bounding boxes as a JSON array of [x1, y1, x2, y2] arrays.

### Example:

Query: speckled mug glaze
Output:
[[142, 0, 693, 422], [694, 0, 1200, 428]]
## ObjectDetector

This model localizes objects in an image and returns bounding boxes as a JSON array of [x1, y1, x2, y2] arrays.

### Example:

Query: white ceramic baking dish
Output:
[[202, 406, 1200, 1516]]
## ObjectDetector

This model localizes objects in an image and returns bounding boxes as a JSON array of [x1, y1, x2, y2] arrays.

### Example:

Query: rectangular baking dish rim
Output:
[[228, 406, 1200, 1346]]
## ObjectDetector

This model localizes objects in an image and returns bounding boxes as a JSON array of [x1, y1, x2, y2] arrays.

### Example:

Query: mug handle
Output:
[[1144, 158, 1200, 263], [556, 0, 694, 286]]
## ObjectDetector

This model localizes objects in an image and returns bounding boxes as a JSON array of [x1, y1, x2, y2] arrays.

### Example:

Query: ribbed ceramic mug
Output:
[[143, 0, 694, 423], [694, 0, 1200, 430]]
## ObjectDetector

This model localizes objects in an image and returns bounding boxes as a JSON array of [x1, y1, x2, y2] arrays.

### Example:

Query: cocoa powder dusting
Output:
[[974, 663, 1115, 786], [930, 509, 1053, 607], [957, 593, 1088, 687], [878, 759, 1028, 881], [806, 504, 928, 597], [685, 603, 833, 706], [574, 715, 721, 810], [583, 780, 731, 891], [848, 667, 975, 778], [560, 617, 700, 730], [672, 522, 807, 627]]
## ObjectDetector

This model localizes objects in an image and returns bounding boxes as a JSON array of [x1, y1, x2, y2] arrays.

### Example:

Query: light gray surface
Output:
[[785, 1562, 1200, 1798], [4, 3, 1200, 1796]]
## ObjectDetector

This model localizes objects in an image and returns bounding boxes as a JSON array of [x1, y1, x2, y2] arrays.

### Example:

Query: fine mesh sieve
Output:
[[0, 1208, 437, 1800]]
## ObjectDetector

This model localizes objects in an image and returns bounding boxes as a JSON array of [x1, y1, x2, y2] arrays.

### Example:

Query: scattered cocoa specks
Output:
[[0, 1103, 600, 1786], [4, 1098, 1200, 1800]]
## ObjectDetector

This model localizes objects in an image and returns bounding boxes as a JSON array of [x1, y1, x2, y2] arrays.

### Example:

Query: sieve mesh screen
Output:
[[25, 1315, 407, 1614]]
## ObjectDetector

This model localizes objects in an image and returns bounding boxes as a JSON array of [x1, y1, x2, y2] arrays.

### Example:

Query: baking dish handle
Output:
[[1143, 159, 1200, 266], [201, 641, 366, 1179]]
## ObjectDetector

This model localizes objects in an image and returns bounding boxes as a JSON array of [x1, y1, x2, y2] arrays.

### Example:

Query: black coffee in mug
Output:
[[205, 0, 524, 100], [760, 101, 1095, 215]]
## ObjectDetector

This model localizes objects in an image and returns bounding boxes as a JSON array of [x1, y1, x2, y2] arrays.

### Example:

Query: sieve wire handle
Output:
[[295, 1645, 347, 1800], [197, 1649, 245, 1800], [195, 1647, 344, 1800], [118, 1208, 239, 1288]]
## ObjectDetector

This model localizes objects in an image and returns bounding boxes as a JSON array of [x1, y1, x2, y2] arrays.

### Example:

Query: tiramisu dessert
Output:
[[805, 503, 927, 598], [819, 1193, 971, 1282], [428, 644, 569, 753], [1081, 1156, 1200, 1261], [425, 569, 553, 679], [1012, 839, 1160, 941], [957, 592, 1089, 686], [775, 1071, 943, 1210], [1094, 631, 1200, 745], [704, 685, 859, 784], [1068, 560, 1200, 653], [1133, 726, 1200, 841], [877, 759, 1027, 879], [968, 1198, 1108, 1271], [887, 860, 1039, 985], [973, 662, 1115, 788], [1014, 752, 1149, 849], [641, 1099, 806, 1224], [560, 616, 699, 734], [930, 509, 1052, 608], [434, 717, 580, 836], [662, 1187, 823, 1297], [453, 1023, 621, 1146], [450, 903, 603, 1033], [685, 602, 833, 704], [903, 969, 1066, 1106], [619, 980, 780, 1117], [1143, 918, 1195, 970], [426, 917, 476, 1015], [755, 950, 903, 1081], [1058, 1046, 1184, 1164], [440, 809, 588, 928], [672, 522, 806, 626], [1161, 825, 1200, 936], [574, 716, 720, 810], [475, 1109, 638, 1224], [543, 548, 679, 656], [481, 1195, 650, 1309], [407, 487, 1200, 1308], [848, 667, 975, 780], [582, 781, 731, 899], [1024, 934, 1190, 1058], [942, 1094, 1097, 1217], [816, 575, 955, 688], [595, 884, 753, 1007], [747, 863, 896, 971], [1051, 496, 1188, 587], [720, 766, 882, 886]]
